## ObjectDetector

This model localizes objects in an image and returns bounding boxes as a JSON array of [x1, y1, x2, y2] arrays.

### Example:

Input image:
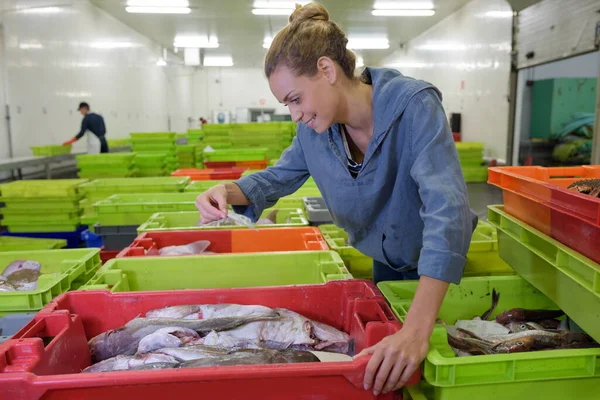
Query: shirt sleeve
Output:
[[232, 133, 310, 221], [75, 116, 89, 139], [408, 89, 476, 284]]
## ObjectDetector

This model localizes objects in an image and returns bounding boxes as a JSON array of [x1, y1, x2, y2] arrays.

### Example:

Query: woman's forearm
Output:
[[402, 275, 449, 334], [223, 183, 251, 206]]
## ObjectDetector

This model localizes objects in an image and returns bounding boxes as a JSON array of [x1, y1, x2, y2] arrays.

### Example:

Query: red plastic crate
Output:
[[1, 281, 415, 399], [488, 165, 600, 264], [171, 168, 247, 181], [204, 160, 268, 170], [203, 161, 236, 168], [117, 227, 329, 258], [100, 249, 119, 265]]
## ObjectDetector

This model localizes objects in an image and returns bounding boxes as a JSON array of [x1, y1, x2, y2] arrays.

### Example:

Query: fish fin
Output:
[[481, 289, 500, 321], [346, 338, 355, 357]]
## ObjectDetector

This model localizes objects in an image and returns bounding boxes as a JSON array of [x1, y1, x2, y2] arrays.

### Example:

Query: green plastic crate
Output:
[[455, 142, 484, 152], [2, 211, 81, 223], [79, 177, 189, 196], [5, 219, 81, 233], [184, 180, 230, 192], [488, 205, 600, 343], [204, 148, 268, 162], [0, 179, 87, 198], [318, 221, 512, 280], [137, 170, 168, 178], [462, 165, 488, 183], [133, 143, 176, 152], [379, 275, 600, 400], [2, 198, 81, 212], [93, 193, 199, 225], [138, 208, 308, 233], [30, 145, 71, 156], [130, 132, 176, 142], [0, 237, 67, 252], [0, 249, 101, 311], [79, 251, 351, 292], [79, 169, 138, 179], [76, 153, 136, 167], [106, 138, 131, 147]]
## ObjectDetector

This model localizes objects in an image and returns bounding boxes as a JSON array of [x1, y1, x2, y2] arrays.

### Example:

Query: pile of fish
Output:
[[158, 240, 216, 256], [197, 209, 284, 229], [444, 290, 599, 356], [0, 260, 43, 292], [567, 179, 600, 198], [84, 303, 353, 373]]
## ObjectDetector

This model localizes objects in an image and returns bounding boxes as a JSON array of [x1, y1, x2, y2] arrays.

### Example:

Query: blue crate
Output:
[[81, 229, 103, 248], [1, 225, 88, 248]]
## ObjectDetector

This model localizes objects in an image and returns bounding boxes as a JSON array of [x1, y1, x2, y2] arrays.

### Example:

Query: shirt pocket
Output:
[[381, 231, 412, 272]]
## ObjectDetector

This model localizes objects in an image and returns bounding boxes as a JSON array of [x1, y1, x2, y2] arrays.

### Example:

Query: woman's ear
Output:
[[317, 56, 337, 84]]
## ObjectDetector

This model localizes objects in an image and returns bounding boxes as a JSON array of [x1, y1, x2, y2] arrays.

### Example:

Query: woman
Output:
[[196, 2, 477, 395]]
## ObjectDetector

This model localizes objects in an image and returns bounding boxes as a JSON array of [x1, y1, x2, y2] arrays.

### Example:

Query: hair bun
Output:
[[289, 2, 329, 24]]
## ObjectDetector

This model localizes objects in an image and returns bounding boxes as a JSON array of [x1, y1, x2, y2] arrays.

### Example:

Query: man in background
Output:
[[63, 102, 109, 153]]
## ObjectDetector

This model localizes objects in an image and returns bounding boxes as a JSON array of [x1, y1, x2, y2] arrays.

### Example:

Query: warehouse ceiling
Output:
[[88, 0, 475, 68]]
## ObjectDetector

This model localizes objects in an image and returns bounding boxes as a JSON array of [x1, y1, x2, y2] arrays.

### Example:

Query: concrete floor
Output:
[[466, 183, 504, 221]]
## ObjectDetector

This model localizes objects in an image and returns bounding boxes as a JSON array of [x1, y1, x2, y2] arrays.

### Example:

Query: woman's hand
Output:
[[356, 327, 429, 395], [195, 184, 229, 224]]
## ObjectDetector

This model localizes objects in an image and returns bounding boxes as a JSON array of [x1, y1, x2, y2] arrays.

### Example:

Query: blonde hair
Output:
[[264, 2, 356, 79]]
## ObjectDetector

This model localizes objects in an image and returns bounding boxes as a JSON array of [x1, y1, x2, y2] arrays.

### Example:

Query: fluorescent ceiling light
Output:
[[18, 6, 63, 14], [263, 37, 273, 49], [156, 58, 167, 66], [373, 1, 434, 9], [347, 38, 389, 50], [485, 10, 514, 18], [252, 8, 294, 15], [126, 6, 191, 14], [203, 56, 234, 67], [127, 0, 189, 6], [356, 55, 364, 68], [173, 36, 219, 48], [417, 42, 467, 51], [19, 42, 43, 49], [372, 9, 434, 16], [184, 48, 200, 66]]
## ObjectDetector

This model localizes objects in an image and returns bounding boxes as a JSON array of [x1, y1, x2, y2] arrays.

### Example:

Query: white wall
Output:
[[1, 1, 193, 157], [512, 51, 599, 164], [380, 0, 513, 163], [192, 67, 289, 123]]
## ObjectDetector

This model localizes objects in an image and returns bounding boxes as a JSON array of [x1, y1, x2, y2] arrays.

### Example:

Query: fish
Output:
[[82, 353, 180, 373], [158, 240, 212, 256], [447, 333, 533, 355], [154, 344, 231, 361], [495, 308, 565, 325], [127, 362, 179, 371], [567, 179, 600, 197], [484, 329, 596, 350], [257, 209, 279, 225], [480, 289, 500, 321], [89, 313, 281, 362], [136, 326, 200, 354], [2, 260, 42, 291], [145, 304, 275, 320], [178, 348, 320, 368], [0, 276, 16, 292]]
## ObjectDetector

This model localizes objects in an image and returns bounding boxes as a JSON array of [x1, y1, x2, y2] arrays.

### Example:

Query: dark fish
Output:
[[178, 349, 320, 368], [495, 308, 564, 325], [538, 319, 562, 330], [448, 334, 534, 355], [480, 289, 500, 321]]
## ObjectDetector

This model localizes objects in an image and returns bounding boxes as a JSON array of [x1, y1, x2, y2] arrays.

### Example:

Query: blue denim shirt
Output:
[[233, 67, 477, 284]]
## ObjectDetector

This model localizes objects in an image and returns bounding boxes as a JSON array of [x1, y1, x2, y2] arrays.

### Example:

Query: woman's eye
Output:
[[291, 98, 299, 104]]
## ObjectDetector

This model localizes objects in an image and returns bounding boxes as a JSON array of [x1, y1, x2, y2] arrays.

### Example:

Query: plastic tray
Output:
[[30, 144, 71, 156], [183, 180, 234, 193], [0, 280, 415, 399], [204, 148, 268, 162], [488, 205, 600, 343], [130, 132, 176, 141], [379, 275, 600, 400], [303, 197, 333, 225], [0, 313, 35, 343], [455, 142, 484, 152], [117, 227, 328, 258], [0, 237, 67, 252], [0, 179, 87, 198], [319, 222, 512, 280], [5, 220, 81, 233], [80, 177, 190, 198], [1, 197, 81, 212], [82, 250, 351, 291], [99, 249, 119, 265], [171, 168, 247, 181], [0, 248, 101, 311], [76, 153, 136, 167], [137, 208, 308, 233], [1, 211, 81, 224], [93, 224, 139, 250], [1, 226, 88, 249], [462, 165, 488, 183], [488, 165, 600, 264]]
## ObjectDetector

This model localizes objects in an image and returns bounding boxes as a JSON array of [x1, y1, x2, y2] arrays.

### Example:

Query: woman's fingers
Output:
[[362, 347, 384, 391], [372, 352, 399, 396], [395, 358, 419, 390], [382, 356, 407, 394]]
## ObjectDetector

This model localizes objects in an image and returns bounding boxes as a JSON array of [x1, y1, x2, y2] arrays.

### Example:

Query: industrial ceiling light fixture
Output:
[[126, 0, 191, 14], [203, 56, 234, 67], [346, 38, 390, 50], [372, 1, 435, 16], [173, 36, 219, 48], [252, 1, 309, 16]]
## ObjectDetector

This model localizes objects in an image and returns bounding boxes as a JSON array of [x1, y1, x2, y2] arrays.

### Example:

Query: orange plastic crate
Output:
[[171, 168, 247, 181]]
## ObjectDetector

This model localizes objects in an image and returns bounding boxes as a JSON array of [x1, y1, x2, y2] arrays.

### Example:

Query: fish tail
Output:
[[481, 289, 500, 321]]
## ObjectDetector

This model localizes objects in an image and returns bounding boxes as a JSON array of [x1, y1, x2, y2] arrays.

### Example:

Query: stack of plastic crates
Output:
[[204, 148, 268, 170], [0, 179, 87, 236], [106, 138, 131, 149], [455, 142, 488, 183], [130, 132, 177, 176], [176, 145, 196, 168], [75, 153, 137, 179], [187, 129, 204, 145], [30, 145, 71, 156], [202, 124, 232, 149]]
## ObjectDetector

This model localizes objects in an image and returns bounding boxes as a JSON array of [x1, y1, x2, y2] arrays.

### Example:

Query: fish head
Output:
[[495, 308, 526, 325], [506, 322, 529, 333], [310, 320, 351, 354], [493, 336, 534, 353], [136, 329, 184, 354]]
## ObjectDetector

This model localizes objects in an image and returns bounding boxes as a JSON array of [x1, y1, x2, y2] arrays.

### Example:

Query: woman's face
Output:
[[268, 64, 339, 134]]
